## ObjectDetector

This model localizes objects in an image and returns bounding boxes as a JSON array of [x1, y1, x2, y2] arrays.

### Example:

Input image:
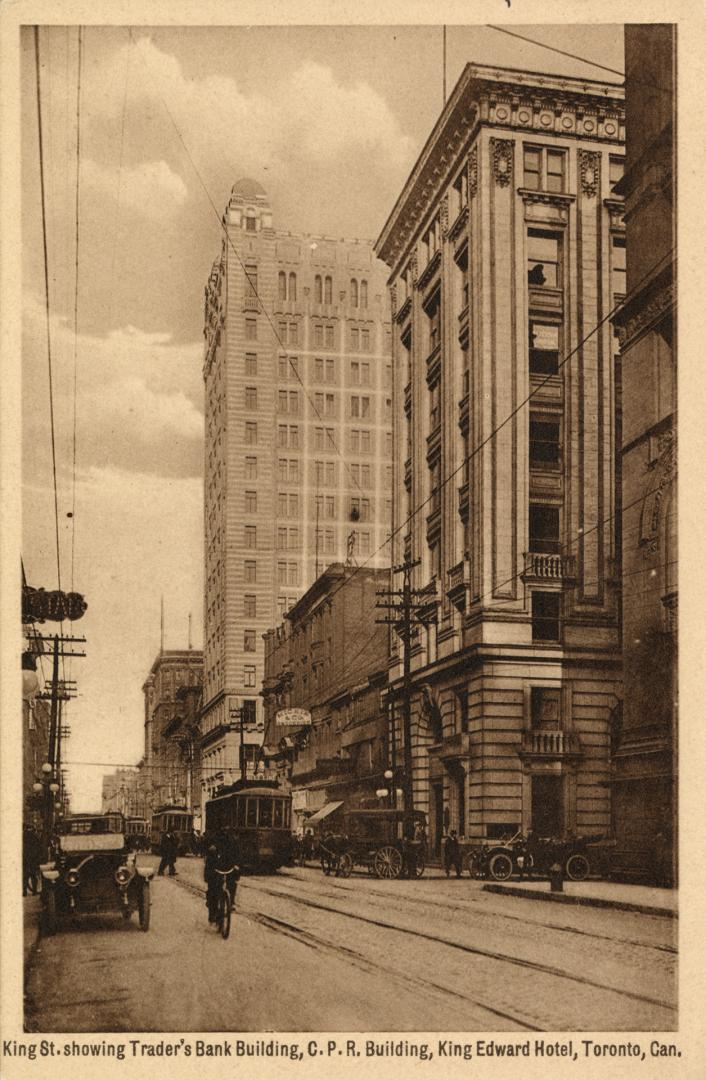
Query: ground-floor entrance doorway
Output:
[[531, 774, 564, 836]]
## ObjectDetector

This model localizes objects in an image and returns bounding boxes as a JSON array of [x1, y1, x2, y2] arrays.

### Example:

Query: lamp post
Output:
[[384, 769, 394, 809], [33, 763, 61, 858]]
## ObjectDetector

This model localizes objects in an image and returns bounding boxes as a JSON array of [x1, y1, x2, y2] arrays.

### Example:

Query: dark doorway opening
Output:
[[531, 774, 564, 836]]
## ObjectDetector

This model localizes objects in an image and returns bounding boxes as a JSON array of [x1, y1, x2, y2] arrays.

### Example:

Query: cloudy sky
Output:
[[20, 22, 624, 807]]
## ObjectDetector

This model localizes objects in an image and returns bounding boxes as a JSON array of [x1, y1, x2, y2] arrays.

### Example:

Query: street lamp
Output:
[[383, 769, 394, 809], [34, 764, 61, 858]]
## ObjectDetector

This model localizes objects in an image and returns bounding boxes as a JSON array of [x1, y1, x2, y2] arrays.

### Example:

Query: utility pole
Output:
[[375, 559, 438, 815]]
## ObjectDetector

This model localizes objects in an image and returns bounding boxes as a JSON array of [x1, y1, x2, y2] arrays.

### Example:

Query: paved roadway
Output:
[[25, 856, 677, 1032]]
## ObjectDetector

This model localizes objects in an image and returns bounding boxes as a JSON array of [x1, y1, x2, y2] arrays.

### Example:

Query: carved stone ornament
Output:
[[491, 139, 514, 187], [468, 147, 479, 199], [409, 251, 418, 286], [639, 430, 676, 555], [579, 150, 601, 198], [390, 283, 398, 317], [615, 281, 675, 351], [440, 196, 449, 236]]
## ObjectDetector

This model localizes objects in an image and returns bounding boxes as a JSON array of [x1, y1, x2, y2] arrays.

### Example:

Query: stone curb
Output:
[[482, 882, 677, 918]]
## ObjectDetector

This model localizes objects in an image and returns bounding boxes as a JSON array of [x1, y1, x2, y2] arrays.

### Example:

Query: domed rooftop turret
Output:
[[231, 177, 268, 201]]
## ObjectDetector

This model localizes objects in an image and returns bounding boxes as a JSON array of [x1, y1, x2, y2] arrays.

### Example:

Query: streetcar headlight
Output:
[[115, 866, 132, 886], [66, 869, 80, 887]]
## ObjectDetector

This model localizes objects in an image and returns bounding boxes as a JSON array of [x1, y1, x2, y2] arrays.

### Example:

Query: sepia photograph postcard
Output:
[[1, 1, 703, 1077]]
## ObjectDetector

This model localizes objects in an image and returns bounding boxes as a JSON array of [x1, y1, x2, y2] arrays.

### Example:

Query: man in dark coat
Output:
[[443, 830, 462, 878], [157, 830, 178, 876], [23, 825, 41, 895], [204, 833, 240, 922]]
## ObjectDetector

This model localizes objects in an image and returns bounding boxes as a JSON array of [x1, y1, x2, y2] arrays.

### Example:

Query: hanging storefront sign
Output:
[[275, 707, 312, 728], [22, 586, 87, 623]]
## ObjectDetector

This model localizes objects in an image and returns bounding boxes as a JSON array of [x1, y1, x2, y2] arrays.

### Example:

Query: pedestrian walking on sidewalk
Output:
[[157, 830, 178, 876]]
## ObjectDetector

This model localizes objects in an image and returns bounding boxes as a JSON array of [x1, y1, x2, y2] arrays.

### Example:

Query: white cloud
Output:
[[83, 158, 188, 217]]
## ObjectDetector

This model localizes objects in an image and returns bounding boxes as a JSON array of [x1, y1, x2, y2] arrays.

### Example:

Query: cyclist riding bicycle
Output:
[[204, 833, 240, 924]]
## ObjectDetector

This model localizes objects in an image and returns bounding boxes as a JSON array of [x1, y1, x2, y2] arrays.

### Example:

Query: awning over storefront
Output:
[[306, 800, 344, 825]]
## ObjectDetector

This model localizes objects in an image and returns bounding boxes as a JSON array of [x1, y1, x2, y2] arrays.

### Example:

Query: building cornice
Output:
[[375, 62, 624, 275]]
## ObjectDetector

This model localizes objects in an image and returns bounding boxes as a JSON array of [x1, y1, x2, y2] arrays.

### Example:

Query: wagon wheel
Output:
[[337, 852, 353, 878], [373, 846, 403, 880], [488, 851, 513, 881], [565, 853, 590, 881]]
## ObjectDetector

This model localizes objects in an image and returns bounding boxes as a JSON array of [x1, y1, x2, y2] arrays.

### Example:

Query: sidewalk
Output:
[[23, 894, 42, 969], [482, 879, 677, 917]]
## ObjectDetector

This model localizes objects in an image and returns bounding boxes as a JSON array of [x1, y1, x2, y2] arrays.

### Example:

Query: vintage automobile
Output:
[[312, 803, 427, 880], [40, 812, 153, 934], [465, 830, 596, 882]]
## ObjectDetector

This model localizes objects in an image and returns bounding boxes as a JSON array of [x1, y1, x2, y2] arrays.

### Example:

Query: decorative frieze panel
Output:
[[491, 138, 514, 187], [579, 150, 601, 198], [468, 147, 478, 199], [615, 280, 675, 350]]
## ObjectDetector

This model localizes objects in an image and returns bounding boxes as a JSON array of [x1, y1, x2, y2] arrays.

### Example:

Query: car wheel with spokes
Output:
[[565, 853, 590, 881], [488, 851, 513, 881]]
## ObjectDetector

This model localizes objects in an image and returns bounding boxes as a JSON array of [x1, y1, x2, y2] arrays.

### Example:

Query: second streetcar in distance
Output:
[[204, 780, 293, 872], [150, 806, 194, 855]]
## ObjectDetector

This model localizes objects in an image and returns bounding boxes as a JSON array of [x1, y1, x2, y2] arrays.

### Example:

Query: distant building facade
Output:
[[611, 25, 676, 885], [201, 179, 392, 803], [101, 766, 149, 818], [262, 564, 390, 830], [375, 64, 625, 857], [142, 649, 204, 814]]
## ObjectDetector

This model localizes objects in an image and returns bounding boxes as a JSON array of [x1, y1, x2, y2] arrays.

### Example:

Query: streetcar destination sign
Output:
[[276, 707, 312, 727]]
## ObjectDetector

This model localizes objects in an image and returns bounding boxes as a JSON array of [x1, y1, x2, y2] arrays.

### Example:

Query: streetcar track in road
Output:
[[172, 874, 540, 1029], [278, 871, 678, 956], [248, 881, 676, 1016]]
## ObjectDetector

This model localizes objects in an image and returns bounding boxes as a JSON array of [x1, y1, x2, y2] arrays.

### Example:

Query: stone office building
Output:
[[375, 63, 625, 855], [142, 649, 204, 813], [262, 564, 390, 829], [201, 179, 392, 802], [612, 26, 676, 884]]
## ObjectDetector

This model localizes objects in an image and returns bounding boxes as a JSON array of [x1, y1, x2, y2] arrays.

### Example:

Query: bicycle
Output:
[[213, 865, 238, 940]]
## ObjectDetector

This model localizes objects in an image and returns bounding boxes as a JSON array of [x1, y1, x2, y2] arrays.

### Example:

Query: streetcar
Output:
[[125, 816, 150, 851], [150, 805, 194, 855], [204, 779, 293, 871]]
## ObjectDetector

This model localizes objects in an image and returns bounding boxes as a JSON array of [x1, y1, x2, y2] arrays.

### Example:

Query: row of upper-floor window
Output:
[[266, 320, 378, 350], [267, 271, 371, 308], [241, 388, 392, 416], [240, 427, 389, 457], [243, 491, 384, 524], [243, 421, 392, 451], [239, 353, 392, 386]]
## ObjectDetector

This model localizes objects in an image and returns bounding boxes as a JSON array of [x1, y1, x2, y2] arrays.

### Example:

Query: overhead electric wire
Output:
[[34, 26, 63, 595], [486, 25, 625, 80], [69, 26, 84, 593], [127, 29, 367, 498]]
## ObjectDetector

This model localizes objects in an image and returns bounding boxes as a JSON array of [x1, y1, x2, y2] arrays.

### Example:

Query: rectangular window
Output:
[[244, 664, 257, 689], [287, 563, 299, 586], [351, 360, 360, 384], [429, 458, 441, 512], [245, 318, 257, 340], [425, 290, 441, 353], [244, 629, 256, 652], [609, 156, 625, 189], [325, 393, 335, 417], [529, 417, 561, 470], [277, 561, 288, 585], [277, 525, 287, 549], [529, 320, 561, 375], [350, 429, 360, 452], [315, 357, 324, 382], [523, 146, 566, 193], [278, 390, 288, 413], [277, 425, 288, 448], [289, 459, 299, 482], [351, 328, 359, 351], [528, 229, 560, 289], [245, 456, 257, 480], [245, 421, 257, 445], [326, 358, 335, 383], [361, 429, 372, 453], [289, 391, 299, 414], [245, 386, 258, 409], [314, 427, 324, 450], [531, 592, 561, 642], [530, 686, 560, 728], [612, 235, 626, 297], [245, 353, 257, 376], [529, 504, 561, 554], [245, 490, 257, 513], [244, 525, 257, 549], [244, 594, 257, 618], [429, 381, 441, 430], [278, 459, 288, 482], [288, 493, 299, 516], [289, 322, 298, 345], [325, 325, 334, 348], [278, 355, 288, 379], [278, 320, 287, 341], [245, 265, 258, 299], [325, 462, 335, 486], [314, 324, 323, 347], [361, 329, 370, 352], [244, 560, 257, 583]]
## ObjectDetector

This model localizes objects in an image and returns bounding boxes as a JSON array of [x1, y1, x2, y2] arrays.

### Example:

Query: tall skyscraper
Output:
[[201, 179, 391, 802], [375, 64, 625, 856]]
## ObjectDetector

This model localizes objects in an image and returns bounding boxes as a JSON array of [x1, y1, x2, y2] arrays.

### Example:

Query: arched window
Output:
[[278, 272, 287, 301], [350, 278, 359, 307], [314, 275, 322, 303], [360, 279, 368, 309], [288, 272, 297, 302], [324, 276, 332, 305]]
